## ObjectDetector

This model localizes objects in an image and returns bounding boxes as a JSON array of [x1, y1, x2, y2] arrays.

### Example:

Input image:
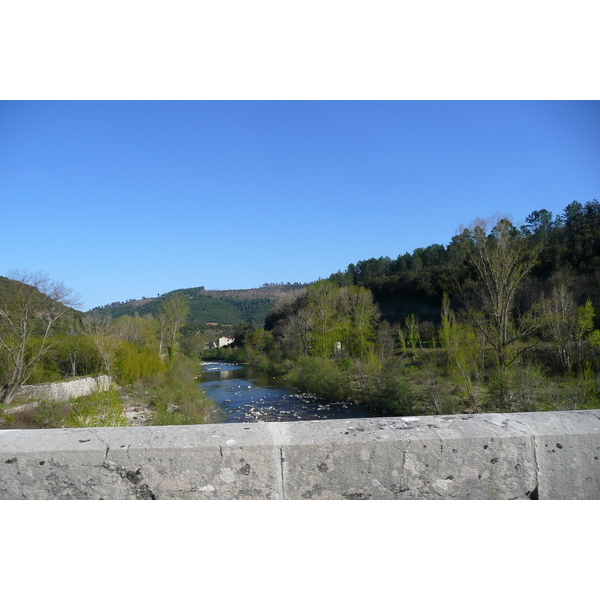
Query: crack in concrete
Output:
[[266, 422, 286, 500], [512, 417, 540, 499], [87, 429, 158, 499], [83, 429, 111, 465], [279, 446, 286, 500]]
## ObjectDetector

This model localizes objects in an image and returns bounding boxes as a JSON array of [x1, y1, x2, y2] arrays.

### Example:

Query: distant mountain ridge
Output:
[[88, 283, 306, 327]]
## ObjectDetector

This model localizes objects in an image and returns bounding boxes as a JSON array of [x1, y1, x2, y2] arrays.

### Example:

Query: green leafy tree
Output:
[[112, 314, 159, 347], [52, 330, 102, 378], [158, 293, 190, 361], [305, 281, 343, 358], [340, 286, 380, 359], [439, 293, 485, 411], [397, 327, 407, 357], [404, 314, 421, 357], [576, 299, 596, 367], [115, 342, 167, 384]]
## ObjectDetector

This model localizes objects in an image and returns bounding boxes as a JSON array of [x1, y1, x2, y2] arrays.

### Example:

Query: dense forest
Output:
[[212, 200, 600, 417], [327, 200, 600, 325]]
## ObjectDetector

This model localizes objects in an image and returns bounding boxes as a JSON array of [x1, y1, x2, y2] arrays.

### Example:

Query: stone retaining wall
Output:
[[16, 376, 111, 403], [1, 409, 599, 499]]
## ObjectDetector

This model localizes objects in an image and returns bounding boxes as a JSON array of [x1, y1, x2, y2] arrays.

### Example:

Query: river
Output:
[[200, 362, 385, 423]]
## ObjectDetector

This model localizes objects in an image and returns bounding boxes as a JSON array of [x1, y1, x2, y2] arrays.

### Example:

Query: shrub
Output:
[[3, 398, 69, 429], [351, 358, 416, 415], [288, 356, 416, 414], [115, 342, 167, 384], [33, 397, 68, 428], [288, 357, 352, 403], [149, 355, 217, 425], [484, 364, 568, 413], [67, 389, 128, 428]]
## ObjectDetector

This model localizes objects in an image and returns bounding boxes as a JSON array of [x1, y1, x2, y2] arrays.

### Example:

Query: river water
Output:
[[200, 362, 385, 423]]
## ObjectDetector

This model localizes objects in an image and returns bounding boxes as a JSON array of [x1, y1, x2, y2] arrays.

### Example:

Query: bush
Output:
[[2, 398, 70, 429], [150, 355, 217, 425], [288, 357, 353, 403], [483, 365, 541, 412], [115, 342, 167, 384], [33, 397, 68, 428], [370, 358, 416, 415], [67, 389, 128, 428], [287, 356, 416, 415], [350, 358, 416, 415]]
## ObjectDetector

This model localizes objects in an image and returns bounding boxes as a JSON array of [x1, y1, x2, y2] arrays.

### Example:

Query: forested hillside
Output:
[[327, 200, 600, 325], [90, 284, 305, 327], [214, 199, 600, 418]]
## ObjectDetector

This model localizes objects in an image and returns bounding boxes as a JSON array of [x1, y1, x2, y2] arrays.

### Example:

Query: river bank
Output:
[[199, 361, 386, 422]]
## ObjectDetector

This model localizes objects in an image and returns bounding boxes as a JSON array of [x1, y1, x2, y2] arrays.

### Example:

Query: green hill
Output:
[[89, 284, 305, 327]]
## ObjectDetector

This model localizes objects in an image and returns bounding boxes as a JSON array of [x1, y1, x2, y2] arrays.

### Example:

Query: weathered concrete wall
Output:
[[16, 376, 111, 403], [1, 410, 599, 499]]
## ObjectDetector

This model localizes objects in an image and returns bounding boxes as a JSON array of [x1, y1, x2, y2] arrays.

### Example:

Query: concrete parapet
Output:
[[1, 410, 599, 499]]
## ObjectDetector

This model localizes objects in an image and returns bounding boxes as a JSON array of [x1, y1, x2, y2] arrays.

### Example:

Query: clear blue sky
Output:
[[1, 100, 599, 310]]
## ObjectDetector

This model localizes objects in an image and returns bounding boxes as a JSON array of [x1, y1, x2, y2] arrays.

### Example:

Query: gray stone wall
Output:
[[1, 409, 599, 499], [17, 376, 111, 402]]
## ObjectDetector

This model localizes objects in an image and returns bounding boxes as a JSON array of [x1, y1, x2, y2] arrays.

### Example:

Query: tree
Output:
[[404, 314, 421, 357], [576, 299, 596, 367], [112, 314, 158, 347], [81, 312, 119, 377], [305, 281, 343, 358], [269, 289, 314, 358], [287, 307, 313, 357], [522, 209, 554, 245], [439, 293, 485, 411], [340, 285, 380, 359], [0, 271, 80, 405], [459, 216, 540, 373], [376, 320, 395, 359], [542, 283, 578, 374], [157, 293, 190, 361]]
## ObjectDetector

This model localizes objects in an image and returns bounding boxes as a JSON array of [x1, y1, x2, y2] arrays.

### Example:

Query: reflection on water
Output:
[[214, 369, 240, 380], [202, 362, 244, 380], [200, 361, 384, 423]]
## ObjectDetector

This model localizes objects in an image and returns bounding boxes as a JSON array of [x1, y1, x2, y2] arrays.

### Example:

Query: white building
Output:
[[218, 336, 235, 348], [206, 336, 235, 350]]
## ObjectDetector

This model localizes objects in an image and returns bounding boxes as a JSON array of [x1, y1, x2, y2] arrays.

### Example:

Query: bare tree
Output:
[[459, 216, 540, 372], [0, 270, 81, 405], [81, 312, 119, 377], [285, 307, 314, 357], [269, 289, 313, 357], [376, 320, 395, 359], [542, 283, 578, 374]]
